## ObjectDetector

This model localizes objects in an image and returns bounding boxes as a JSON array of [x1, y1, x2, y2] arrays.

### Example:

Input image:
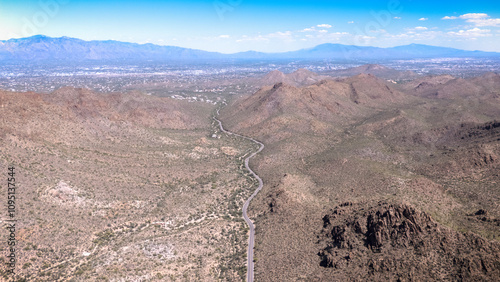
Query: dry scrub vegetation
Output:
[[0, 88, 259, 281]]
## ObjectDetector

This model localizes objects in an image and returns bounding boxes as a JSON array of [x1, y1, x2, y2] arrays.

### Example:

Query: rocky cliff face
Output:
[[318, 202, 500, 281]]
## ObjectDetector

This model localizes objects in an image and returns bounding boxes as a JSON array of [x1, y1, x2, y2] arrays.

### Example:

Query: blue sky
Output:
[[1, 0, 499, 53]]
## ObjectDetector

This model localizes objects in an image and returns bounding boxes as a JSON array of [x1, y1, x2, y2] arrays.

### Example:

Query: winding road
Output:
[[214, 108, 264, 282]]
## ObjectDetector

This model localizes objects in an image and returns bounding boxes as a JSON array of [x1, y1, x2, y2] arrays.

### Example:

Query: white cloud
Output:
[[419, 18, 428, 21], [218, 35, 230, 38], [257, 31, 295, 42], [394, 17, 401, 20], [369, 29, 387, 34], [301, 27, 315, 32], [235, 35, 269, 42], [447, 27, 492, 38], [386, 30, 443, 41], [414, 26, 428, 31], [268, 31, 293, 39], [467, 18, 500, 27], [442, 13, 500, 27], [459, 13, 489, 19], [300, 25, 336, 33], [348, 21, 355, 24], [361, 35, 376, 40]]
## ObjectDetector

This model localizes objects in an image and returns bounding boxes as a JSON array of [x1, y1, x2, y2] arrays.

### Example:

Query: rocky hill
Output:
[[318, 202, 500, 281], [0, 87, 208, 142], [222, 73, 409, 140], [259, 68, 327, 87], [328, 64, 419, 80]]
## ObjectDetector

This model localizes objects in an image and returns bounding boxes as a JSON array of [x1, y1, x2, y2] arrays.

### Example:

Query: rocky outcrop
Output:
[[318, 202, 500, 281]]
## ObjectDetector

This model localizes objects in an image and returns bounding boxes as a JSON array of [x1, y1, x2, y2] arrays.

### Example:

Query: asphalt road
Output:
[[214, 109, 264, 282]]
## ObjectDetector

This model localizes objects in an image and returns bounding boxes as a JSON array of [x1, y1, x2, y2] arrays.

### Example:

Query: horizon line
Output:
[[3, 34, 499, 56]]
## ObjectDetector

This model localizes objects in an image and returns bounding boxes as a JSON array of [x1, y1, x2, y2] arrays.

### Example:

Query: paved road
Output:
[[214, 109, 264, 282]]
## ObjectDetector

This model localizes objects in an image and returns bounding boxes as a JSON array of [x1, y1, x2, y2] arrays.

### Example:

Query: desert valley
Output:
[[1, 53, 499, 280]]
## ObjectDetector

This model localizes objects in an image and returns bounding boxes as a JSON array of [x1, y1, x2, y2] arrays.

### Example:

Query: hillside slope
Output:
[[220, 72, 500, 281], [0, 88, 258, 281]]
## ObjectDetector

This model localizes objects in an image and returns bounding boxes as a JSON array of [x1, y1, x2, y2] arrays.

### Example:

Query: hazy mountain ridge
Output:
[[279, 43, 500, 60], [0, 35, 223, 61], [1, 35, 499, 61]]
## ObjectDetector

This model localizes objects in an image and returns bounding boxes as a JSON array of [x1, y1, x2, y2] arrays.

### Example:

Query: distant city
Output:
[[2, 58, 499, 95]]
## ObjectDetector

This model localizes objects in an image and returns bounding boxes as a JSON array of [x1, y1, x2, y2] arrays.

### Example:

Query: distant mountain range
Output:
[[1, 35, 499, 62]]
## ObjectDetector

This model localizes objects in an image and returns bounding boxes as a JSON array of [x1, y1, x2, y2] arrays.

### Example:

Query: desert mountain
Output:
[[403, 74, 456, 92], [259, 70, 287, 86], [221, 73, 408, 140], [470, 72, 500, 95], [339, 74, 406, 104], [259, 68, 327, 87], [0, 87, 210, 145], [45, 87, 208, 128], [403, 72, 500, 99], [328, 64, 419, 80]]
